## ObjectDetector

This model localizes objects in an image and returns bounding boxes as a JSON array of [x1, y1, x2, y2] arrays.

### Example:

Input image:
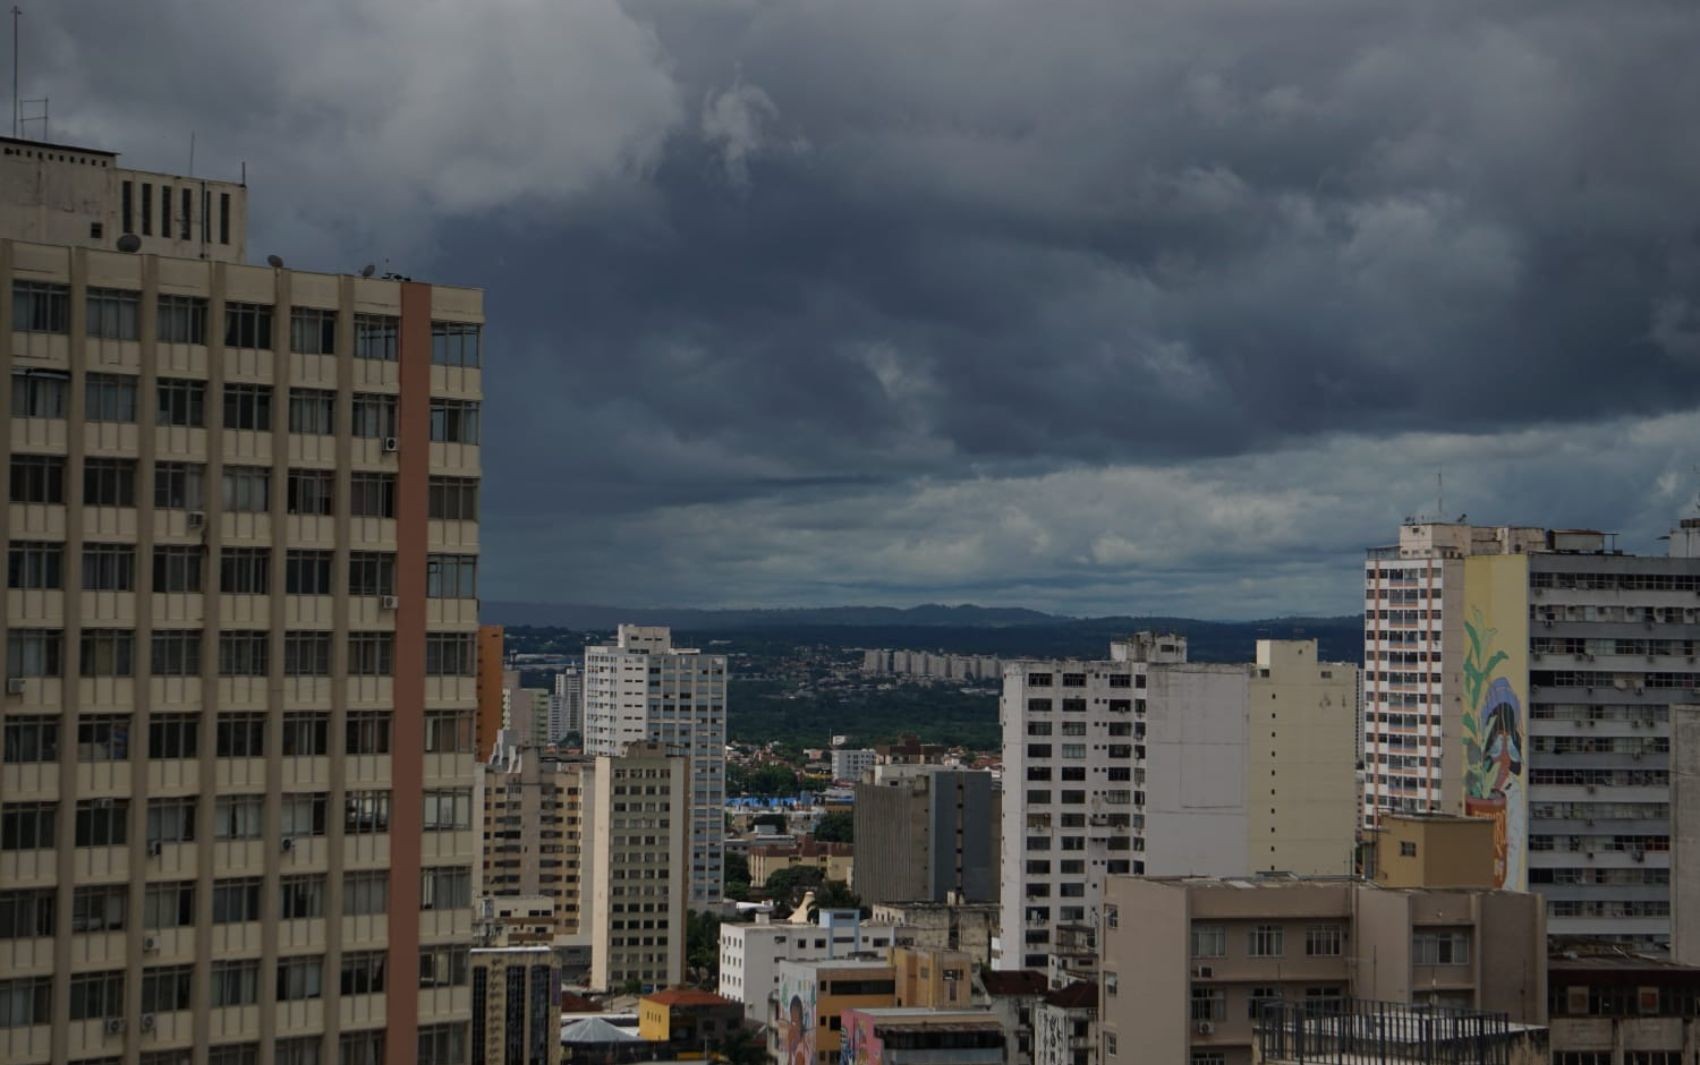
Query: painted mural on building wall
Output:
[[1461, 554, 1529, 891], [778, 968, 817, 1065], [840, 1010, 883, 1065]]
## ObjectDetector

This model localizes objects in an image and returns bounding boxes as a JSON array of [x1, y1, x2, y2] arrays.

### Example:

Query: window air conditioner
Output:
[[381, 595, 400, 610], [5, 677, 25, 695], [382, 436, 400, 452]]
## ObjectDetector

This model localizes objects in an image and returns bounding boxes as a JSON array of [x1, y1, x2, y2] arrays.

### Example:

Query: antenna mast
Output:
[[1437, 470, 1444, 521]]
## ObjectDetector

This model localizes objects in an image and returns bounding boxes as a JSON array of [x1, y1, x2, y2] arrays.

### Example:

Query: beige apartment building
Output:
[[0, 136, 482, 1065], [1099, 875, 1546, 1065], [474, 740, 587, 942], [587, 742, 689, 992], [469, 946, 560, 1065]]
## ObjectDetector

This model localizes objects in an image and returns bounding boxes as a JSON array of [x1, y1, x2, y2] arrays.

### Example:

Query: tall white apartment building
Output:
[[586, 742, 689, 992], [996, 635, 1358, 971], [1364, 518, 1700, 946], [552, 665, 583, 741], [0, 136, 482, 1065], [583, 625, 726, 907], [717, 909, 896, 1023]]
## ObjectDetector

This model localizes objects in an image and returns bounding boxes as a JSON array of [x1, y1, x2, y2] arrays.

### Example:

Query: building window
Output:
[[426, 554, 477, 598], [1249, 925, 1285, 958], [70, 885, 127, 934], [140, 964, 194, 1013], [148, 713, 199, 759], [220, 547, 270, 594], [10, 369, 67, 417], [354, 314, 398, 360], [282, 711, 330, 756], [12, 281, 69, 333], [76, 714, 128, 761], [7, 629, 62, 678], [340, 1032, 385, 1065], [9, 455, 64, 503], [280, 875, 326, 919], [425, 633, 475, 676], [68, 969, 125, 1020], [8, 542, 63, 589], [288, 389, 336, 435], [210, 961, 260, 1006], [146, 798, 197, 845], [156, 377, 206, 427], [1191, 925, 1226, 959], [1305, 925, 1343, 957], [222, 466, 271, 512], [0, 889, 57, 938], [345, 790, 391, 835], [223, 384, 272, 431], [431, 321, 481, 367], [276, 1037, 322, 1065], [348, 634, 393, 678], [216, 713, 265, 758], [225, 302, 273, 349], [424, 710, 473, 754], [419, 944, 471, 986], [85, 372, 138, 421], [285, 550, 333, 595], [348, 552, 395, 597], [1248, 986, 1282, 1020], [1190, 986, 1226, 1022], [211, 879, 262, 925], [154, 461, 205, 509], [428, 476, 479, 521], [291, 308, 337, 355], [341, 951, 388, 996], [1412, 930, 1470, 965], [0, 802, 56, 851], [79, 630, 134, 678], [422, 790, 472, 831], [148, 884, 197, 930], [217, 632, 269, 676], [1, 716, 58, 764], [74, 798, 129, 847], [286, 468, 334, 516], [345, 711, 392, 755], [153, 546, 204, 594], [141, 183, 153, 235], [83, 458, 136, 506], [157, 295, 208, 344], [212, 795, 262, 841], [1400, 841, 1417, 857], [219, 192, 230, 244], [343, 872, 389, 916], [83, 543, 135, 591], [351, 392, 397, 438], [276, 957, 324, 1001], [282, 632, 331, 677], [429, 398, 480, 444], [418, 1023, 468, 1065], [350, 473, 396, 518], [151, 631, 201, 676], [420, 867, 472, 910]]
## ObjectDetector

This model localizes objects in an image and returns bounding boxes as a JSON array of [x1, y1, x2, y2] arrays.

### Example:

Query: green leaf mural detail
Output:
[[1461, 609, 1507, 799]]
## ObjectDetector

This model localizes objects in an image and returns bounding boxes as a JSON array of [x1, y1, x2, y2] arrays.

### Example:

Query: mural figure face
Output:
[[1480, 677, 1523, 794]]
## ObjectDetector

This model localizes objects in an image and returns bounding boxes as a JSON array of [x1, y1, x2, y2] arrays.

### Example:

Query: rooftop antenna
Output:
[[11, 6, 18, 139], [1436, 470, 1444, 521]]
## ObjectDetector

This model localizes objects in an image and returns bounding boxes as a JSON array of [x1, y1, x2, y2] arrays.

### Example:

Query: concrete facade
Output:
[[473, 742, 587, 942], [1674, 704, 1700, 966], [872, 901, 1001, 971], [583, 625, 727, 908], [718, 910, 897, 1025], [0, 137, 479, 1065], [829, 748, 876, 782], [1548, 952, 1700, 1065], [856, 768, 998, 905], [587, 743, 689, 992], [1099, 875, 1547, 1065], [470, 946, 560, 1065], [1370, 813, 1495, 889]]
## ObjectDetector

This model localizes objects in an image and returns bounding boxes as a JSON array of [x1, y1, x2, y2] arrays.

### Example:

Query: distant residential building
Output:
[[831, 747, 878, 782], [878, 734, 953, 765], [504, 680, 553, 749], [749, 837, 855, 887], [585, 625, 728, 907], [1099, 874, 1547, 1065], [1363, 518, 1700, 947], [474, 894, 557, 947], [1368, 813, 1496, 889], [1032, 982, 1097, 1065], [554, 665, 585, 740], [840, 1009, 1006, 1065], [1548, 948, 1700, 1063], [638, 987, 743, 1057], [863, 650, 1004, 683], [472, 946, 561, 1065], [770, 958, 899, 1065], [856, 768, 999, 904], [474, 739, 587, 940], [589, 741, 691, 992], [873, 901, 1001, 970], [997, 635, 1360, 971], [720, 910, 898, 1025], [892, 946, 975, 1009], [1671, 702, 1700, 966], [981, 971, 1050, 1065], [479, 623, 508, 761]]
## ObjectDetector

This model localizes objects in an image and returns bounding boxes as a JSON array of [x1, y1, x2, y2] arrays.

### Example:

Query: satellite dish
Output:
[[360, 263, 376, 278], [115, 234, 141, 253], [266, 254, 285, 269]]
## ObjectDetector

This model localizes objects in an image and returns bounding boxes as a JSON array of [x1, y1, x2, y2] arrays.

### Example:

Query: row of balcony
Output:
[[6, 504, 480, 551]]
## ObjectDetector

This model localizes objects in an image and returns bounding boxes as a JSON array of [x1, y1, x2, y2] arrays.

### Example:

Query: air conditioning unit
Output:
[[380, 594, 400, 610], [1193, 965, 1213, 979], [281, 837, 294, 853], [142, 934, 160, 953], [140, 1013, 156, 1033], [1586, 785, 1598, 794], [147, 839, 163, 857], [382, 436, 400, 452], [1195, 1022, 1215, 1036], [186, 511, 206, 529], [1632, 850, 1645, 863], [5, 677, 24, 695], [105, 1017, 125, 1034]]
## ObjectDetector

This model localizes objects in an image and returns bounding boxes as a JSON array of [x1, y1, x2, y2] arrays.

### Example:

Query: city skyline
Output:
[[20, 2, 1700, 616]]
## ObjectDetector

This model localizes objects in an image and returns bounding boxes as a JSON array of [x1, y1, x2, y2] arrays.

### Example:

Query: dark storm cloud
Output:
[[27, 1, 1700, 611]]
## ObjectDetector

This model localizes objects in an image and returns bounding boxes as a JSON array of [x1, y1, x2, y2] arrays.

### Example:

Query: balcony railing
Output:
[[1254, 999, 1536, 1065]]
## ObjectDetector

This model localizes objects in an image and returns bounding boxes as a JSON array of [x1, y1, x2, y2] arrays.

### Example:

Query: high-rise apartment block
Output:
[[855, 766, 999, 905], [1363, 519, 1699, 946], [474, 740, 586, 941], [552, 665, 583, 742], [996, 635, 1358, 970], [0, 137, 483, 1065], [587, 741, 689, 992], [584, 625, 726, 908]]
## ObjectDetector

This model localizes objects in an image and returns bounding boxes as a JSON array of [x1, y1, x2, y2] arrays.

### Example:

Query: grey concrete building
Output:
[[855, 766, 998, 905]]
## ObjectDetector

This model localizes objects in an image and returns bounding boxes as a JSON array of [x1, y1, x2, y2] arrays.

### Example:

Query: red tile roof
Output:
[[643, 987, 737, 1008], [1044, 982, 1099, 1009], [983, 971, 1049, 997]]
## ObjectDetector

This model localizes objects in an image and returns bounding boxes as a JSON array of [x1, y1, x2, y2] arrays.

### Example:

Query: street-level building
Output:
[[840, 1009, 1005, 1065], [719, 909, 898, 1025], [0, 136, 482, 1065], [584, 625, 727, 908], [1547, 948, 1700, 1065], [769, 958, 898, 1065]]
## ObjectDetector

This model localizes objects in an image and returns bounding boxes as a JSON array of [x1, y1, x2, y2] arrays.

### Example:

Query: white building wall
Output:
[[717, 917, 899, 1023]]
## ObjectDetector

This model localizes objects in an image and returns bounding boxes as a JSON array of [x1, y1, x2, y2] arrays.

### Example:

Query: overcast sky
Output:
[[30, 1, 1700, 616]]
